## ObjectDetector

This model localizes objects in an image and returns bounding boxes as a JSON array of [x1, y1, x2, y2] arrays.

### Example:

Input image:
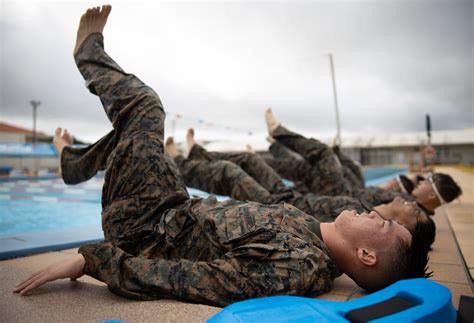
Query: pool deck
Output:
[[1, 166, 473, 322]]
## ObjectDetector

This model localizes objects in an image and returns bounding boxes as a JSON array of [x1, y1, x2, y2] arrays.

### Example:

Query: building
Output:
[[0, 122, 57, 175], [0, 122, 50, 143], [203, 128, 474, 166], [341, 128, 474, 166]]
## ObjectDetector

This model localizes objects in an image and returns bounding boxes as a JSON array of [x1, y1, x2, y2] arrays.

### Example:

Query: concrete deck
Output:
[[1, 166, 473, 322]]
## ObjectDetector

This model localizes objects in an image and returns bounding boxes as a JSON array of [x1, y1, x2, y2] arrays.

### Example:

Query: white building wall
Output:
[[0, 157, 59, 173], [0, 133, 26, 143]]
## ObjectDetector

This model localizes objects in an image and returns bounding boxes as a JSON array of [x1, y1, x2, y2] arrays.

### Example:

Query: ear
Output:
[[357, 248, 377, 267]]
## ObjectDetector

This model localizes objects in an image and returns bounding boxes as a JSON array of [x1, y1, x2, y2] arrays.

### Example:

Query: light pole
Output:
[[30, 100, 41, 144], [326, 54, 341, 146]]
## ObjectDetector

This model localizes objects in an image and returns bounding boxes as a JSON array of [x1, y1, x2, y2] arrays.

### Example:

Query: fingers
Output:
[[14, 269, 47, 292], [18, 272, 52, 295], [14, 268, 52, 295]]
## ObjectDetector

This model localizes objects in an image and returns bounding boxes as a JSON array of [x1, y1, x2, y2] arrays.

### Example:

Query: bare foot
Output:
[[62, 129, 74, 146], [266, 136, 275, 144], [186, 128, 196, 151], [74, 5, 112, 56], [53, 127, 72, 156], [165, 137, 178, 158], [265, 107, 280, 136]]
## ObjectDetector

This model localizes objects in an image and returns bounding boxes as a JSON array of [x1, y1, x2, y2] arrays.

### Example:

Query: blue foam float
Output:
[[208, 278, 456, 323]]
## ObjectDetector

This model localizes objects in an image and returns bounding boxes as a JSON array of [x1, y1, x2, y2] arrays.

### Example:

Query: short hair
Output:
[[398, 175, 414, 194], [421, 214, 436, 250], [395, 219, 433, 280], [433, 173, 462, 203], [359, 219, 432, 292], [415, 175, 425, 185], [407, 212, 436, 249]]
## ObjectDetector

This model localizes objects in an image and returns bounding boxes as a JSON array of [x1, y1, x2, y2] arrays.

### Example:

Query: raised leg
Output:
[[74, 5, 189, 250], [175, 148, 274, 204]]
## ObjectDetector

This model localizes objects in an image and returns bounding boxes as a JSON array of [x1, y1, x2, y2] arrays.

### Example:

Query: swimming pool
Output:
[[0, 176, 227, 259], [0, 166, 406, 260]]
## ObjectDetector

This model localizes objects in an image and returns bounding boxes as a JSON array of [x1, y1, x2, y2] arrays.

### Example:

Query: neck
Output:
[[417, 198, 438, 214], [373, 204, 383, 215], [321, 223, 353, 274]]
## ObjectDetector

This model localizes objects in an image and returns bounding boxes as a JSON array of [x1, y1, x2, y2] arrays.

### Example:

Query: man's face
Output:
[[334, 209, 412, 252], [375, 196, 425, 233], [411, 179, 436, 204]]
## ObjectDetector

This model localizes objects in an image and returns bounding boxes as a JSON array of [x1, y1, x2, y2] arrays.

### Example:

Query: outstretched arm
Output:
[[75, 241, 319, 307], [14, 254, 85, 295]]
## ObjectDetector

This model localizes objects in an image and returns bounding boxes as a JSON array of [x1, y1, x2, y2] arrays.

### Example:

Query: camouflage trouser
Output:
[[332, 145, 365, 189], [175, 144, 293, 203], [70, 33, 189, 253], [352, 186, 410, 206], [263, 142, 312, 193], [265, 140, 366, 193], [290, 194, 367, 222], [175, 145, 368, 223], [272, 126, 352, 196], [175, 151, 273, 204], [196, 146, 289, 194]]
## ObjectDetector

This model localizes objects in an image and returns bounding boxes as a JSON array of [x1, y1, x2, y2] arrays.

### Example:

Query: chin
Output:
[[335, 210, 352, 224]]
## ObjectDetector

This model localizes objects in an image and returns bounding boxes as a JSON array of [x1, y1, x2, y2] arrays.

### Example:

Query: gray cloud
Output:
[[0, 1, 472, 143]]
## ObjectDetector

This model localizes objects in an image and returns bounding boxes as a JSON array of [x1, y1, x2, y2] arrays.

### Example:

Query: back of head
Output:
[[352, 219, 431, 292], [421, 214, 436, 250], [433, 173, 462, 203], [398, 175, 414, 194]]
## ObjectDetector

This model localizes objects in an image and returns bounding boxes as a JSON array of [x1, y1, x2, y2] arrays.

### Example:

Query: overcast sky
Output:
[[0, 0, 472, 144]]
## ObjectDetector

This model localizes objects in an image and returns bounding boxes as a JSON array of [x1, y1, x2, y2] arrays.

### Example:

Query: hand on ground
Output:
[[13, 254, 85, 295]]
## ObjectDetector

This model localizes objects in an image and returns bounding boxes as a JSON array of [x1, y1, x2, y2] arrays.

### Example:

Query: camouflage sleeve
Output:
[[78, 241, 326, 307], [79, 241, 244, 306]]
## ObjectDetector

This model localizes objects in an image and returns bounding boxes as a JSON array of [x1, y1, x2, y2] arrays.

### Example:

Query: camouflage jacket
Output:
[[79, 197, 341, 307]]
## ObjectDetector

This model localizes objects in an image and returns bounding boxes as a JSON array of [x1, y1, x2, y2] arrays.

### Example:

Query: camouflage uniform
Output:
[[271, 126, 352, 196], [352, 186, 412, 206], [174, 146, 276, 204], [263, 142, 312, 193], [332, 145, 365, 190], [270, 128, 411, 206], [175, 145, 369, 223], [63, 33, 340, 307], [175, 145, 295, 204], [265, 139, 365, 193]]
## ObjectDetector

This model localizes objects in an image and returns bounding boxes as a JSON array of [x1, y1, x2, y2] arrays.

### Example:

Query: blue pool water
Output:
[[363, 167, 407, 186], [0, 176, 226, 238], [0, 200, 101, 236]]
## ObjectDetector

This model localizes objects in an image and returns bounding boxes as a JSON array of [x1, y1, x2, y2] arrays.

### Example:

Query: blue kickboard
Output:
[[208, 278, 456, 323]]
